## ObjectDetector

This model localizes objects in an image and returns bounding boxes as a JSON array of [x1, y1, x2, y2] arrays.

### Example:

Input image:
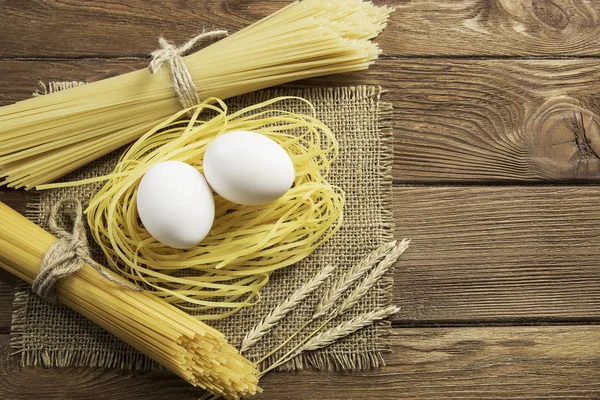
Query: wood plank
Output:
[[1, 326, 599, 399], [1, 185, 600, 327], [393, 186, 600, 323], [0, 189, 32, 216], [389, 59, 600, 183], [390, 0, 600, 57], [3, 58, 600, 182], [2, 1, 600, 58], [0, 335, 202, 399]]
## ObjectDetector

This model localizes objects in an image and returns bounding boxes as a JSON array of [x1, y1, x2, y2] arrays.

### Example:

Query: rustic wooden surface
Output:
[[2, 327, 600, 399], [1, 0, 600, 398]]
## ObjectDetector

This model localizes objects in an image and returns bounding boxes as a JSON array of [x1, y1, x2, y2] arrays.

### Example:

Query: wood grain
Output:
[[391, 0, 600, 57], [1, 1, 600, 58], [0, 189, 33, 216], [1, 326, 599, 399], [2, 59, 600, 182], [1, 1, 600, 398], [394, 186, 600, 323], [390, 59, 600, 182], [2, 186, 600, 326]]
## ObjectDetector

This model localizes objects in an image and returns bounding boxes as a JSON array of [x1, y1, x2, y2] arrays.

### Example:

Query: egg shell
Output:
[[203, 130, 295, 205], [136, 161, 215, 249]]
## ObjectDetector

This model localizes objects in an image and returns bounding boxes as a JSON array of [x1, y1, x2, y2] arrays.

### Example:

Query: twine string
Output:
[[148, 30, 228, 110], [32, 198, 142, 302]]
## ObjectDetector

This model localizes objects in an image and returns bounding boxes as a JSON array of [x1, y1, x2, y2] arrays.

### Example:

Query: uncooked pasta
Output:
[[0, 0, 392, 189], [42, 96, 344, 320], [0, 201, 260, 399]]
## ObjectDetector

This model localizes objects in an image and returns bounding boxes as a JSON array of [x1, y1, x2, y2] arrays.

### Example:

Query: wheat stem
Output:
[[251, 240, 409, 375], [255, 318, 312, 365], [241, 264, 337, 353], [260, 317, 332, 376], [313, 241, 397, 320], [264, 306, 399, 374], [337, 239, 409, 315]]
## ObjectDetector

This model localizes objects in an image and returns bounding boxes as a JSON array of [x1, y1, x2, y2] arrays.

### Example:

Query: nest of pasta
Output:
[[73, 97, 343, 319]]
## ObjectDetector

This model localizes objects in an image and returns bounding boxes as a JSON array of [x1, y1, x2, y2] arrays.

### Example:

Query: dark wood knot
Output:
[[532, 0, 570, 31], [496, 0, 595, 33], [526, 97, 600, 181]]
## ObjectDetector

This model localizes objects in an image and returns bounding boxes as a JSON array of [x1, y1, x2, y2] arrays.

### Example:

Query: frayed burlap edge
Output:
[[11, 282, 160, 370], [11, 84, 395, 372], [9, 283, 28, 364]]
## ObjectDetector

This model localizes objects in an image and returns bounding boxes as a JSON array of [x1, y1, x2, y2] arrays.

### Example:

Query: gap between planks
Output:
[[3, 55, 600, 62]]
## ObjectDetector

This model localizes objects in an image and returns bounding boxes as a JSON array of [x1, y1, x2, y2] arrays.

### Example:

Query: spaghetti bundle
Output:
[[0, 201, 260, 399], [0, 0, 393, 189], [46, 96, 344, 320]]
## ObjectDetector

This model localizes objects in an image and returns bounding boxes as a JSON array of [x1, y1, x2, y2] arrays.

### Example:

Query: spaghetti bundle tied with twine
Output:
[[0, 0, 393, 189], [0, 201, 260, 399]]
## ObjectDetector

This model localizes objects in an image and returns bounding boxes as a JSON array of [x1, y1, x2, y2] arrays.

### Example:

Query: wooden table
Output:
[[1, 1, 600, 398]]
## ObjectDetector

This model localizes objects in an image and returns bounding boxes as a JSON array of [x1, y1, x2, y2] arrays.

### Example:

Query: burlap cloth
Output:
[[11, 85, 394, 372]]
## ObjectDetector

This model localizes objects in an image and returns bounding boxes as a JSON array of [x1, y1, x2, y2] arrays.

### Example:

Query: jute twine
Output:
[[32, 198, 141, 302], [148, 30, 228, 109]]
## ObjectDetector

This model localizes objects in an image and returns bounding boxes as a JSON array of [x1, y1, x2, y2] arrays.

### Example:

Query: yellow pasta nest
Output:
[[68, 97, 343, 320]]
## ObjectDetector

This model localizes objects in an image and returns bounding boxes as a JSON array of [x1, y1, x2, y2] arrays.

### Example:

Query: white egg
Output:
[[136, 161, 215, 249], [203, 130, 295, 206]]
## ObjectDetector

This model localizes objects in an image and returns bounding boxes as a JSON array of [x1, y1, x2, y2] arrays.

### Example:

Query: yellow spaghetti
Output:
[[43, 96, 344, 320], [0, 0, 393, 189], [0, 201, 260, 399]]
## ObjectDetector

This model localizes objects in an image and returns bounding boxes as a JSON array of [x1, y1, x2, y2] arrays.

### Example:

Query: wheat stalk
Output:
[[313, 241, 397, 320], [258, 305, 400, 374], [337, 239, 410, 315], [247, 239, 411, 375], [258, 239, 410, 374], [263, 306, 399, 374], [301, 306, 399, 352], [240, 264, 337, 353]]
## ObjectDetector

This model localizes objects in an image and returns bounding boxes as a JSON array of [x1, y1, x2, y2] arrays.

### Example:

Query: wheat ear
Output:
[[263, 306, 399, 373], [313, 241, 397, 320], [337, 239, 410, 315], [302, 306, 400, 351], [241, 264, 337, 353]]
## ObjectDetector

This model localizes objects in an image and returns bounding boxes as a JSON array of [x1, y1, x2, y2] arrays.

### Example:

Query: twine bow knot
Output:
[[32, 198, 142, 302], [148, 30, 228, 110]]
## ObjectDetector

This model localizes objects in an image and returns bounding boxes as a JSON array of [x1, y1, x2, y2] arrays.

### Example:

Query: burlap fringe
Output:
[[12, 84, 395, 373], [16, 345, 159, 370], [10, 283, 29, 365], [374, 88, 396, 368], [32, 81, 86, 97], [277, 339, 389, 372]]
